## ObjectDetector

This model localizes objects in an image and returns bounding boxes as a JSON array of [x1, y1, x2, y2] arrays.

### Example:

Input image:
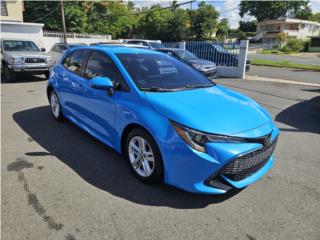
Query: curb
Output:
[[245, 75, 320, 87]]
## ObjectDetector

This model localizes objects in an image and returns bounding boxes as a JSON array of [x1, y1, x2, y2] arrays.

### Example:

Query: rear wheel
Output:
[[49, 90, 63, 121], [125, 128, 163, 183]]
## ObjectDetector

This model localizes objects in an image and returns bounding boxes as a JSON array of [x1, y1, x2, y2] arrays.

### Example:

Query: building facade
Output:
[[255, 18, 320, 48], [0, 0, 24, 22]]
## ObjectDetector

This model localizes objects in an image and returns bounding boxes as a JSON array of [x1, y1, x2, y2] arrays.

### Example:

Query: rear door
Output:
[[58, 49, 90, 120]]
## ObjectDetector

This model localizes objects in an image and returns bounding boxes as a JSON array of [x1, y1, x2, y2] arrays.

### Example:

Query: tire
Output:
[[49, 90, 63, 121], [3, 64, 16, 82], [125, 128, 164, 183], [45, 71, 50, 79]]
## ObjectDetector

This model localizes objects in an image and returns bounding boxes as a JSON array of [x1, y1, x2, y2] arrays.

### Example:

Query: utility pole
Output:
[[60, 0, 67, 44]]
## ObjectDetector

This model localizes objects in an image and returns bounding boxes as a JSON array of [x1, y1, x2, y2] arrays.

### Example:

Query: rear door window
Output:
[[84, 51, 128, 91], [67, 50, 89, 75]]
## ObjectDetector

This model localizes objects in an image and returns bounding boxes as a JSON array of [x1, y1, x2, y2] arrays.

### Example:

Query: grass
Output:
[[251, 59, 320, 71], [257, 49, 294, 55]]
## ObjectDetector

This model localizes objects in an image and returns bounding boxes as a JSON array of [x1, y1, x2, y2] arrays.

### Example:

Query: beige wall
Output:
[[0, 0, 23, 22]]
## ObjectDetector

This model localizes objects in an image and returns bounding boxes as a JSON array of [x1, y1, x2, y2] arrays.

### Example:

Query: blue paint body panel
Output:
[[47, 46, 279, 194]]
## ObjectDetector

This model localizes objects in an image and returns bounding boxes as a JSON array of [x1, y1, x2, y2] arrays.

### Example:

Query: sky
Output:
[[131, 0, 320, 28]]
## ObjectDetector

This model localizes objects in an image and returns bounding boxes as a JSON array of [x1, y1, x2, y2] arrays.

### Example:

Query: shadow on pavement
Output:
[[13, 106, 242, 209], [1, 73, 46, 84], [276, 96, 320, 134]]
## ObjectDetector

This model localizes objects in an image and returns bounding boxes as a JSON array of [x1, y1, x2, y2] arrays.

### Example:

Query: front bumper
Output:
[[8, 63, 54, 73], [161, 121, 279, 194], [201, 68, 217, 78]]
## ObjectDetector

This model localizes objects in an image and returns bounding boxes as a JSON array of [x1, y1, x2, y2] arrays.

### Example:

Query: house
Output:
[[1, 0, 24, 22], [255, 18, 320, 48]]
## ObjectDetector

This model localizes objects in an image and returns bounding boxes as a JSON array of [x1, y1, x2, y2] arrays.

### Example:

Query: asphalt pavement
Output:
[[248, 65, 320, 84], [248, 53, 320, 66], [2, 75, 320, 240]]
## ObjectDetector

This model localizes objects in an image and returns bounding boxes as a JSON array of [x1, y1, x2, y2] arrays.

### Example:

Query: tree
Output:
[[190, 2, 219, 39], [239, 0, 312, 21], [217, 18, 230, 35], [311, 13, 320, 22], [239, 20, 257, 32]]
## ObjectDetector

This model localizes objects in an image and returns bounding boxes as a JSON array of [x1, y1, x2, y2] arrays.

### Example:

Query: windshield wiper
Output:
[[184, 84, 215, 89], [139, 87, 174, 92]]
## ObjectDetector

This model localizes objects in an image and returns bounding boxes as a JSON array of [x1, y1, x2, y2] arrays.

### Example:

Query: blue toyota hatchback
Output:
[[47, 46, 279, 194]]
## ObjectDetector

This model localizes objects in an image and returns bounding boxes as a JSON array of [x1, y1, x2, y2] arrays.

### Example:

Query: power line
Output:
[[31, 6, 59, 23], [114, 1, 195, 17]]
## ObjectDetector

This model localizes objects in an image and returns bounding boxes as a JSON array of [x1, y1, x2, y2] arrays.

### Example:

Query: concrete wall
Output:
[[42, 36, 112, 52], [0, 0, 23, 22]]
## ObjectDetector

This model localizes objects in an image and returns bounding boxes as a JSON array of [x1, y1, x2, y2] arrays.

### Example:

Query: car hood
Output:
[[187, 59, 216, 66], [144, 85, 271, 136], [4, 51, 49, 58]]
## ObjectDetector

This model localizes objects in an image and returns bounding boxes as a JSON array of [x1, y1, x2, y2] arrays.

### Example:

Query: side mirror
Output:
[[89, 76, 114, 95], [41, 47, 46, 52]]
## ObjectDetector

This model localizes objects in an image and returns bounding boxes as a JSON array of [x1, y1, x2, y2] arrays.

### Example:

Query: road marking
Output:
[[245, 75, 320, 87]]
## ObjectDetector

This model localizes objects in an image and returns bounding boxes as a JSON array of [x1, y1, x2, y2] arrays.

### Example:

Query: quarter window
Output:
[[67, 50, 88, 74]]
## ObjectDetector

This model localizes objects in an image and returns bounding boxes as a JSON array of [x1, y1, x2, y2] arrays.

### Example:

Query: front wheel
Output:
[[3, 65, 16, 82], [49, 90, 63, 121], [45, 71, 50, 79], [125, 128, 164, 183]]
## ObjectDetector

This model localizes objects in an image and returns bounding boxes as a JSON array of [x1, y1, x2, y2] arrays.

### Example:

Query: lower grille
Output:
[[222, 138, 278, 181], [24, 57, 46, 63]]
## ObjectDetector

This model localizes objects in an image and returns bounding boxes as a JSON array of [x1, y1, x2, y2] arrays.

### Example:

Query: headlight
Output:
[[191, 63, 201, 69], [171, 121, 246, 153], [46, 57, 54, 63], [8, 57, 24, 64]]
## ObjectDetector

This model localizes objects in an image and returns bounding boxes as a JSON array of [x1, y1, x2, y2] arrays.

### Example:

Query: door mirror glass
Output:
[[41, 47, 46, 52], [90, 76, 113, 90]]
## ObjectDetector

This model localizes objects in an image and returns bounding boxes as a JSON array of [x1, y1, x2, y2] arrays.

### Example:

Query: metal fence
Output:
[[43, 31, 111, 40], [164, 41, 240, 67]]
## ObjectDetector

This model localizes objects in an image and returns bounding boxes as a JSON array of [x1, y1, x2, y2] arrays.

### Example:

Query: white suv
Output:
[[124, 39, 165, 49]]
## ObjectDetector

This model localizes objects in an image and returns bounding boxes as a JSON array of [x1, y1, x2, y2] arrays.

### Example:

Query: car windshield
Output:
[[174, 50, 198, 60], [3, 40, 40, 52], [116, 53, 214, 91], [149, 42, 166, 49]]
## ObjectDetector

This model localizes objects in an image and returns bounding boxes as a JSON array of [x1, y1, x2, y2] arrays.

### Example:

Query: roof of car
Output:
[[156, 48, 184, 52], [69, 45, 162, 55]]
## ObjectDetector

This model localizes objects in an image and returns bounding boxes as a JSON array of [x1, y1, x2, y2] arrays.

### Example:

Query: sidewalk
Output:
[[245, 74, 320, 87]]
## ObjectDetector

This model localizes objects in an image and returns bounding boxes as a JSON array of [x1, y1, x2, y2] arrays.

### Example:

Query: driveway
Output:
[[2, 76, 320, 240], [248, 53, 320, 66]]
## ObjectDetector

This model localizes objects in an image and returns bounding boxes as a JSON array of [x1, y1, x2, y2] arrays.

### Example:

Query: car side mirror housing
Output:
[[89, 76, 114, 95], [41, 47, 46, 52]]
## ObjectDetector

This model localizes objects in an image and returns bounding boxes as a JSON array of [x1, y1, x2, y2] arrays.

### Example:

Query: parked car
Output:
[[185, 42, 251, 70], [90, 42, 148, 49], [156, 48, 217, 77], [47, 46, 279, 194], [124, 39, 165, 49], [1, 38, 54, 81], [48, 43, 86, 63]]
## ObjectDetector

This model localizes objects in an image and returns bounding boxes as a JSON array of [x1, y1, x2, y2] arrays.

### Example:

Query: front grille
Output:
[[24, 58, 46, 63], [222, 138, 278, 181]]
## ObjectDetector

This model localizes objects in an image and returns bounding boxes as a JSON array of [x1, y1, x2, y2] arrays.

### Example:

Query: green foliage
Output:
[[239, 20, 256, 32], [239, 0, 312, 21], [217, 18, 230, 35], [23, 1, 219, 41], [281, 38, 305, 52], [190, 2, 219, 40], [311, 13, 320, 22], [251, 59, 320, 71]]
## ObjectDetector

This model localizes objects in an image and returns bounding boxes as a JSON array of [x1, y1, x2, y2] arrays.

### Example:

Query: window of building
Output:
[[1, 1, 8, 16]]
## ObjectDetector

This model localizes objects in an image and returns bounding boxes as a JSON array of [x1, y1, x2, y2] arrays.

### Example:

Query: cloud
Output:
[[310, 0, 320, 13]]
